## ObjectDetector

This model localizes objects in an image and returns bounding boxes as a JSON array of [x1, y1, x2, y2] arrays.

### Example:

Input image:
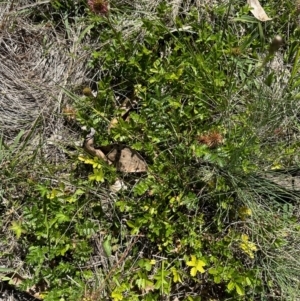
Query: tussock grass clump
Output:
[[0, 1, 91, 140]]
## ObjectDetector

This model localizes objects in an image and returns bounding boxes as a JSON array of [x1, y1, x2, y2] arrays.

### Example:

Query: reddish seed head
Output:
[[197, 131, 223, 149], [88, 0, 109, 15]]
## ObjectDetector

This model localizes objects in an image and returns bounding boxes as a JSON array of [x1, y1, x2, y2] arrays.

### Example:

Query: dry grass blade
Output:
[[247, 0, 272, 21], [0, 0, 91, 141]]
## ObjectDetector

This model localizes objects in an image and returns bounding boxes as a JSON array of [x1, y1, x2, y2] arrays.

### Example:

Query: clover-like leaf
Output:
[[186, 255, 206, 276], [88, 168, 104, 182]]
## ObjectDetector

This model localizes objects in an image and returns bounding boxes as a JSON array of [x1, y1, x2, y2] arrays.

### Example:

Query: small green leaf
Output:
[[138, 259, 152, 271], [126, 220, 136, 228], [245, 276, 252, 286], [235, 283, 245, 296], [126, 220, 140, 234], [103, 235, 112, 257], [75, 189, 84, 195], [55, 212, 70, 223], [208, 268, 219, 275], [227, 280, 235, 291], [171, 267, 182, 283], [142, 46, 152, 55], [65, 195, 77, 203], [133, 180, 149, 196]]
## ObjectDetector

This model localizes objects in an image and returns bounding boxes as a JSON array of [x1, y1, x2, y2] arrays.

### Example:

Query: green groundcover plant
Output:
[[3, 0, 300, 300]]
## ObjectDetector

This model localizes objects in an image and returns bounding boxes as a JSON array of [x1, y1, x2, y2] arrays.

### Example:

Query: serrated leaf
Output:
[[143, 280, 155, 293], [140, 259, 152, 271], [55, 212, 70, 223], [133, 180, 149, 196], [66, 195, 77, 203]]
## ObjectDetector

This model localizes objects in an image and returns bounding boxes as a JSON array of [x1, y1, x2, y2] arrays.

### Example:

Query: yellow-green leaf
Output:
[[186, 255, 206, 276], [190, 267, 197, 277], [238, 206, 252, 220], [241, 234, 249, 242], [102, 235, 112, 257], [111, 291, 123, 301], [78, 155, 102, 168], [78, 155, 94, 164], [65, 195, 76, 203], [88, 168, 104, 182], [47, 189, 58, 200], [245, 277, 252, 286], [171, 267, 182, 283], [235, 283, 245, 296], [227, 280, 235, 291], [10, 221, 26, 239], [187, 255, 197, 267], [239, 233, 257, 259], [196, 259, 206, 273]]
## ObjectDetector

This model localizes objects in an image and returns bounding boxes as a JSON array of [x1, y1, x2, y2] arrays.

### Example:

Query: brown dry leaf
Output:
[[247, 0, 272, 21], [4, 272, 25, 286], [105, 145, 148, 173], [83, 129, 147, 173]]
